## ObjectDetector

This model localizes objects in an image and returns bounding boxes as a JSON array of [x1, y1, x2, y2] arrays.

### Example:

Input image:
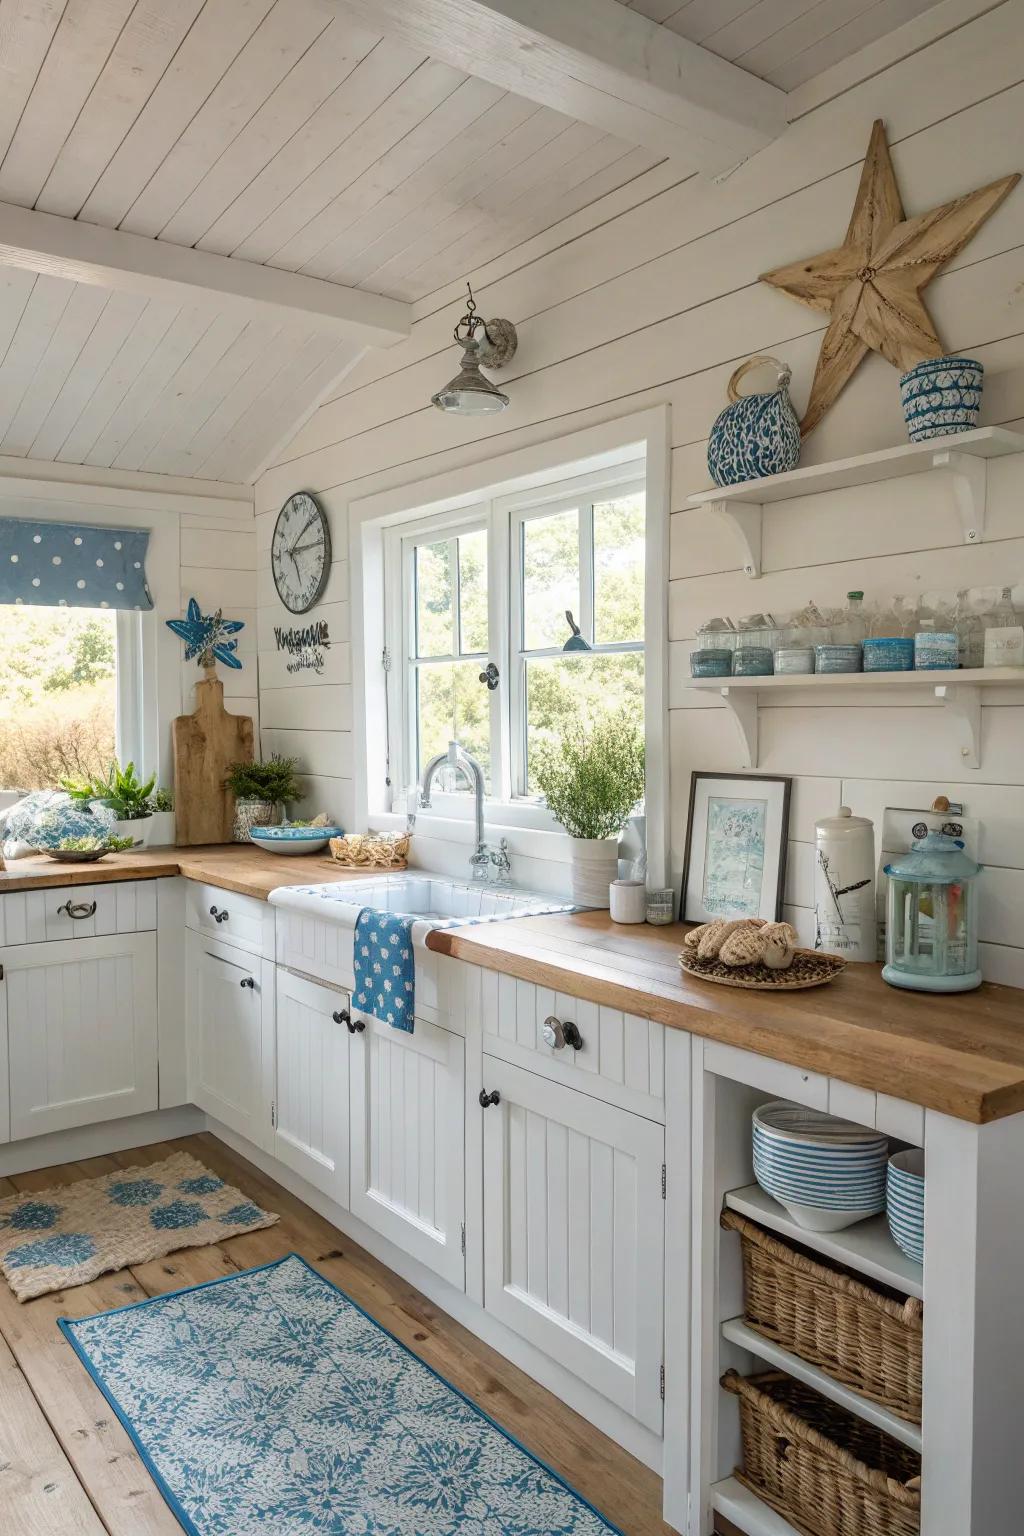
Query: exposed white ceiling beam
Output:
[[333, 0, 786, 172], [0, 202, 411, 349]]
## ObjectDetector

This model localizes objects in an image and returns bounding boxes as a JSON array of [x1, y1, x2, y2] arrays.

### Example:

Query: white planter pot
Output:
[[148, 810, 176, 847], [568, 836, 619, 907], [109, 814, 152, 849]]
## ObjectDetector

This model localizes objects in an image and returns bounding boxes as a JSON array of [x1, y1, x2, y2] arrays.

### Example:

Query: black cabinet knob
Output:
[[479, 1088, 501, 1108], [239, 976, 255, 990], [562, 1020, 584, 1051], [209, 906, 229, 923], [332, 1009, 350, 1027]]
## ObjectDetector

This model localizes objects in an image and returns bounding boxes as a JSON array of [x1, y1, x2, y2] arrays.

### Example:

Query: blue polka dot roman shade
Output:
[[0, 519, 153, 610]]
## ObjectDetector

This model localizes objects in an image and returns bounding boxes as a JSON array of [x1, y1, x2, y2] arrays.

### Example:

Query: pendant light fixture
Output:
[[431, 283, 518, 416]]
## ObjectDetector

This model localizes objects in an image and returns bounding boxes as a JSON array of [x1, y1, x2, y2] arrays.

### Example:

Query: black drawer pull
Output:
[[57, 900, 97, 920], [479, 1089, 501, 1108], [209, 905, 229, 924]]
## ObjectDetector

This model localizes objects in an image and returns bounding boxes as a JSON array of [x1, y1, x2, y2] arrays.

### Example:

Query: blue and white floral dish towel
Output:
[[353, 908, 416, 1033]]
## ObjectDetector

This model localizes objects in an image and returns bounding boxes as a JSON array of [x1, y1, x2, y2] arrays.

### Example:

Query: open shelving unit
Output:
[[686, 426, 1024, 577], [686, 666, 1024, 770], [711, 1477, 802, 1536]]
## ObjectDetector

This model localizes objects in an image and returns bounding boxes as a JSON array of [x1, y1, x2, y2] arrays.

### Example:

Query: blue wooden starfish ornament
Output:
[[166, 597, 244, 670]]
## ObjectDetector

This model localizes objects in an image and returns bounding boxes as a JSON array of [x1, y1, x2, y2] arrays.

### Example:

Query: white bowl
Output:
[[772, 1198, 883, 1234]]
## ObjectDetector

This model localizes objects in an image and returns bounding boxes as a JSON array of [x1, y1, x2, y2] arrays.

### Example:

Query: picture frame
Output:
[[681, 772, 792, 924]]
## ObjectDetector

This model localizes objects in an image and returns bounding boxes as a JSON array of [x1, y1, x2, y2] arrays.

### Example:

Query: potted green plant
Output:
[[534, 714, 645, 907], [225, 754, 303, 842], [89, 761, 157, 848], [147, 786, 176, 847]]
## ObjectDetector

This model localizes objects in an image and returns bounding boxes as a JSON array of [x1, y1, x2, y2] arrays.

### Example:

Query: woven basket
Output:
[[721, 1210, 922, 1422], [722, 1370, 921, 1536]]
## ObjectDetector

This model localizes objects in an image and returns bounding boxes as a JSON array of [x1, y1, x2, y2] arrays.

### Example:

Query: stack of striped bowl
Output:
[[752, 1102, 889, 1233], [886, 1149, 925, 1261]]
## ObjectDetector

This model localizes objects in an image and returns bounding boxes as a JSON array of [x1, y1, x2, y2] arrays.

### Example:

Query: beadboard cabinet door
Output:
[[349, 1014, 466, 1289], [186, 931, 263, 1145], [272, 968, 350, 1205], [482, 1057, 665, 1432], [5, 934, 158, 1139]]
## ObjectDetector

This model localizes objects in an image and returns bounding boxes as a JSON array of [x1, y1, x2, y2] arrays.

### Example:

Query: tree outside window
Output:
[[0, 606, 117, 791]]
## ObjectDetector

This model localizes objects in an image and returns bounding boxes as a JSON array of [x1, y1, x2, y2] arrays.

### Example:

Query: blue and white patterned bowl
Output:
[[249, 825, 342, 856], [752, 1102, 889, 1231], [900, 355, 983, 442], [887, 1148, 924, 1263]]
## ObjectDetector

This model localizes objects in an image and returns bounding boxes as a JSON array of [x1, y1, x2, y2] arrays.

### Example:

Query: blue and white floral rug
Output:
[[60, 1252, 624, 1536], [0, 1152, 276, 1301]]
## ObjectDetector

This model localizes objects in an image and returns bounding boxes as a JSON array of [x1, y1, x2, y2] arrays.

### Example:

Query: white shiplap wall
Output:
[[255, 3, 1024, 984]]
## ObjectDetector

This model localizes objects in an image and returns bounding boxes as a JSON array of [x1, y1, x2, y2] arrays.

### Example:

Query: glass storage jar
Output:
[[882, 830, 983, 992]]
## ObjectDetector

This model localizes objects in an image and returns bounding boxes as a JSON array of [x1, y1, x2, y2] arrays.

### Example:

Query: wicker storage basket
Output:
[[722, 1369, 921, 1536], [721, 1209, 922, 1422]]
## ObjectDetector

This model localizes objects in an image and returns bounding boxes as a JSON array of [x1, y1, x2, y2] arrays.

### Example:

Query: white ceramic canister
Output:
[[814, 807, 877, 962], [609, 879, 646, 924]]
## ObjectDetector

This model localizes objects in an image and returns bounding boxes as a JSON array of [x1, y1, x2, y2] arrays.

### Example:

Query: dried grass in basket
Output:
[[721, 1369, 921, 1536], [721, 1210, 922, 1423], [329, 833, 409, 869]]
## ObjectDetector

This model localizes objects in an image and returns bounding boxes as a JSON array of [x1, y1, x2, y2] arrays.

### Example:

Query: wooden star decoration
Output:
[[760, 120, 1019, 437]]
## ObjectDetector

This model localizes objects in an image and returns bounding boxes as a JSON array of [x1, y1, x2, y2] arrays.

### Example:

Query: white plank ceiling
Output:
[[617, 0, 950, 89], [0, 0, 954, 483]]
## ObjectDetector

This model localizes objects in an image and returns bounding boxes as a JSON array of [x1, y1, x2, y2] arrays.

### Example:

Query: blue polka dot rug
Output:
[[0, 1151, 276, 1301], [59, 1252, 624, 1536]]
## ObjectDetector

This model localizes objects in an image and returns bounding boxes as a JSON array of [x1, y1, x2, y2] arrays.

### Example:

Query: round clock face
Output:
[[272, 491, 332, 614]]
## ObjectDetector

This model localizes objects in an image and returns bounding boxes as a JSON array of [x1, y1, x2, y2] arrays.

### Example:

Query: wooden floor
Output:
[[0, 1132, 674, 1536]]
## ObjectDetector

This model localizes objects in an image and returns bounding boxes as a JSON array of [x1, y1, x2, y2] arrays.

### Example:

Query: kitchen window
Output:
[[0, 604, 143, 797], [387, 461, 645, 812]]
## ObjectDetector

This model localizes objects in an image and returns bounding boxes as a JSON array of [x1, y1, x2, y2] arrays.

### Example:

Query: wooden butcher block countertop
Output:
[[0, 843, 371, 900], [426, 909, 1024, 1125]]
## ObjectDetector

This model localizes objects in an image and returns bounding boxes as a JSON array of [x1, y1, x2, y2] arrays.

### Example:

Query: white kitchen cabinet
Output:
[[3, 933, 158, 1139], [349, 1013, 466, 1289], [481, 1055, 665, 1433], [186, 930, 264, 1145], [272, 968, 349, 1204]]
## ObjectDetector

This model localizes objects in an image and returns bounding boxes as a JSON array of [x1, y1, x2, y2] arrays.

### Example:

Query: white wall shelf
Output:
[[711, 1477, 802, 1536], [687, 667, 1024, 770], [724, 1185, 923, 1300], [687, 426, 1024, 577], [721, 1316, 922, 1451]]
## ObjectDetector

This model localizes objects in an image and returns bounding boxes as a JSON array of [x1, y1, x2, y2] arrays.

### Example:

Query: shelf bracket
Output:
[[709, 500, 762, 578], [719, 686, 759, 768], [934, 683, 981, 769], [931, 450, 986, 544]]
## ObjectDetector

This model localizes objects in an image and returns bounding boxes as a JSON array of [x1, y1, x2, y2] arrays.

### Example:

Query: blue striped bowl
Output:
[[752, 1102, 888, 1231], [887, 1149, 924, 1263]]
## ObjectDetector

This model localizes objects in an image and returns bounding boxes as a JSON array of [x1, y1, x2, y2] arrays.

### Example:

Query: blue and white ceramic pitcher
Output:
[[707, 355, 801, 487]]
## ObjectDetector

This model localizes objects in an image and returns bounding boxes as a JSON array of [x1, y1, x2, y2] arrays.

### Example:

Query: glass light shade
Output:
[[882, 830, 983, 992], [431, 346, 510, 415]]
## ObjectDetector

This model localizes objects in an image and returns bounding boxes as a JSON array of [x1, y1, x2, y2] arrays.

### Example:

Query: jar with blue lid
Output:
[[882, 830, 982, 992]]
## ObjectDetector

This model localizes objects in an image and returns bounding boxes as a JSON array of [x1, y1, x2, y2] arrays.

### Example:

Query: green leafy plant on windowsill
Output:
[[225, 754, 303, 806], [60, 760, 156, 820], [148, 786, 174, 813], [533, 713, 645, 841]]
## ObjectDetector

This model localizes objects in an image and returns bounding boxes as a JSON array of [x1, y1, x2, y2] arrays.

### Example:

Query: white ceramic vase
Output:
[[147, 810, 176, 847], [568, 836, 619, 907], [109, 814, 152, 849]]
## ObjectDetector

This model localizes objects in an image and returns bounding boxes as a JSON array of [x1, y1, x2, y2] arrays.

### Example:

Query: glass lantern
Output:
[[882, 830, 983, 992]]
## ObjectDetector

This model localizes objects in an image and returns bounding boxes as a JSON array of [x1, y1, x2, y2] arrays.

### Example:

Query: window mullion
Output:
[[489, 498, 512, 803], [579, 502, 595, 644], [449, 535, 461, 660]]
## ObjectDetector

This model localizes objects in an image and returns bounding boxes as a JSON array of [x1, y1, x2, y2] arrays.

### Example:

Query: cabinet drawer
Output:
[[478, 967, 665, 1121], [0, 879, 157, 944], [185, 880, 273, 956]]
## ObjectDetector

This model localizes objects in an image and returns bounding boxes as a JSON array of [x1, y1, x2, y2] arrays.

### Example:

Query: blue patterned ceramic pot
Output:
[[732, 646, 773, 676], [900, 355, 983, 442], [863, 637, 915, 672], [815, 644, 861, 674], [914, 630, 958, 670], [708, 355, 801, 487], [691, 649, 732, 678]]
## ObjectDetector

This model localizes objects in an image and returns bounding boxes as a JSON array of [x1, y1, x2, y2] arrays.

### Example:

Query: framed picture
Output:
[[681, 772, 792, 924]]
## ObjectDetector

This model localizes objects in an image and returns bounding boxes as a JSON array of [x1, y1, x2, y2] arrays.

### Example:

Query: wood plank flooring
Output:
[[0, 1133, 673, 1536]]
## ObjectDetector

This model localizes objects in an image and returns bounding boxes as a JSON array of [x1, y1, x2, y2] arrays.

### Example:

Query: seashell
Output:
[[696, 918, 764, 960], [719, 922, 772, 967], [761, 921, 799, 970], [682, 922, 712, 952]]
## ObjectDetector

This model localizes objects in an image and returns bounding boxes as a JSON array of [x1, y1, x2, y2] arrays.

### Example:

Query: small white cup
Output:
[[609, 879, 646, 924]]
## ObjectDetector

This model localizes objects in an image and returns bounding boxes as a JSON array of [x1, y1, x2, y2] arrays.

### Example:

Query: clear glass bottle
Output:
[[832, 590, 867, 646], [953, 589, 982, 668]]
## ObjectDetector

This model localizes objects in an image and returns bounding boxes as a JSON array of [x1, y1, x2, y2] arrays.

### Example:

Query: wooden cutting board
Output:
[[172, 672, 254, 846]]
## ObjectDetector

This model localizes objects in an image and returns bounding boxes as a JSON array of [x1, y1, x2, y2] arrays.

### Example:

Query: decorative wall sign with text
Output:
[[274, 619, 331, 675]]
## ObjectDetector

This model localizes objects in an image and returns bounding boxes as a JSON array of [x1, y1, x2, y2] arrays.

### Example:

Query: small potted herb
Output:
[[534, 714, 645, 906], [225, 755, 304, 842], [147, 786, 176, 847], [90, 761, 157, 847]]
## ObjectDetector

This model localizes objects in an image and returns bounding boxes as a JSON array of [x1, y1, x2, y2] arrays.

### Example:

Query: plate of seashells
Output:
[[679, 918, 846, 990]]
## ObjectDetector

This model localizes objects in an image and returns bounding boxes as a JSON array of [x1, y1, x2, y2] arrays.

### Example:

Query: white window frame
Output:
[[352, 406, 671, 887]]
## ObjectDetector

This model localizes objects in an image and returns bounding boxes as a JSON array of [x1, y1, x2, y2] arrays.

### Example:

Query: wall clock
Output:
[[271, 491, 332, 614]]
